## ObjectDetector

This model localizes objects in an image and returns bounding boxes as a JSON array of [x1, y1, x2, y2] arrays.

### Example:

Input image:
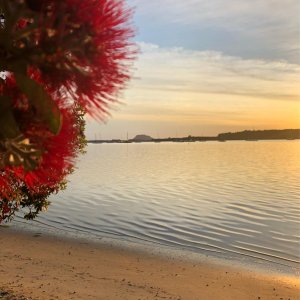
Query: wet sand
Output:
[[0, 227, 299, 300]]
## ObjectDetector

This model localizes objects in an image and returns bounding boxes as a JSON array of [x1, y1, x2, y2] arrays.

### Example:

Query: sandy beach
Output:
[[0, 227, 299, 300]]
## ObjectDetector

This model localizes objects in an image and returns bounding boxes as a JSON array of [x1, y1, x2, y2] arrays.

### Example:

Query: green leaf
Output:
[[14, 72, 62, 134], [0, 95, 20, 138]]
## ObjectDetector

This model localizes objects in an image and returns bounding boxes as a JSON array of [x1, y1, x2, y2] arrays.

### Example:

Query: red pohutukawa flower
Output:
[[17, 0, 136, 118], [0, 0, 136, 221], [0, 73, 79, 190], [17, 107, 78, 189]]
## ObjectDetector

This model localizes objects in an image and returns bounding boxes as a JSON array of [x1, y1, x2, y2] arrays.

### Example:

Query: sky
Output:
[[86, 0, 300, 140]]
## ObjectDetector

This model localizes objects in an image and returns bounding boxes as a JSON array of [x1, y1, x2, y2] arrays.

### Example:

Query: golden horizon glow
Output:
[[86, 43, 300, 139]]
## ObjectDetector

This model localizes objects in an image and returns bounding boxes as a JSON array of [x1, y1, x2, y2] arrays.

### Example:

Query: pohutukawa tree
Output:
[[0, 0, 136, 222]]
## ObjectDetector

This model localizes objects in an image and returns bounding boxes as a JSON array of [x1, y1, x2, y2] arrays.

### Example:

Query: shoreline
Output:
[[1, 225, 299, 299], [9, 218, 300, 278]]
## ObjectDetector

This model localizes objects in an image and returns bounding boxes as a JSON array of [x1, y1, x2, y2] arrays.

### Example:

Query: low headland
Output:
[[0, 225, 299, 300], [88, 129, 300, 144]]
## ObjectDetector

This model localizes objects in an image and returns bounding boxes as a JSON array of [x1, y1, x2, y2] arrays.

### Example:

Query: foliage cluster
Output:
[[0, 0, 135, 222]]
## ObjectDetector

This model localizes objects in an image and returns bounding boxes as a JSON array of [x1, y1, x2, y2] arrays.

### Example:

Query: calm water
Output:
[[19, 141, 300, 269]]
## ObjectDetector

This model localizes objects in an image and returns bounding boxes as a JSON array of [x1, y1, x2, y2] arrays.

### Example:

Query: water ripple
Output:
[[27, 141, 300, 269]]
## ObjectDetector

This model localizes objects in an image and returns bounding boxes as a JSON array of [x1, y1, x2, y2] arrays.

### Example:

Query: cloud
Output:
[[129, 0, 299, 63], [131, 0, 298, 31], [128, 42, 300, 103], [86, 43, 300, 138]]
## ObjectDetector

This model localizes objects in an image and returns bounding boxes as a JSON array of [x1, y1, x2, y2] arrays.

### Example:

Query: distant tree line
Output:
[[218, 129, 300, 140]]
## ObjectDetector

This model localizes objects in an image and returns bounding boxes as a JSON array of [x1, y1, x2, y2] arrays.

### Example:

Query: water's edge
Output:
[[6, 218, 300, 279]]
